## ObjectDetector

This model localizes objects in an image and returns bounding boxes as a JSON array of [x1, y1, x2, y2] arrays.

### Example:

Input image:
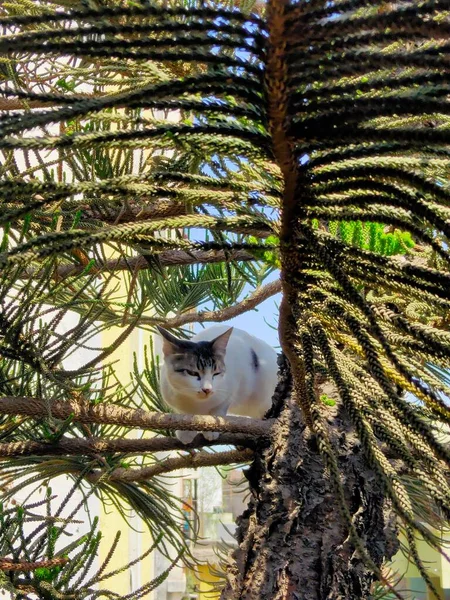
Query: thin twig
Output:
[[87, 448, 254, 483], [162, 279, 282, 328]]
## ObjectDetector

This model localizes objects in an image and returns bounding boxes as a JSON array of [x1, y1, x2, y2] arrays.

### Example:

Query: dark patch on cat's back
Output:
[[251, 348, 259, 371]]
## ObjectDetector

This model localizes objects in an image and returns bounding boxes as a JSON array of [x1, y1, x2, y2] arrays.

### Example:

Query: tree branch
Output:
[[0, 557, 68, 572], [88, 448, 254, 483], [81, 199, 188, 224], [43, 249, 255, 279], [0, 99, 63, 111], [0, 433, 258, 457], [0, 397, 274, 436], [0, 93, 96, 112], [162, 279, 282, 328]]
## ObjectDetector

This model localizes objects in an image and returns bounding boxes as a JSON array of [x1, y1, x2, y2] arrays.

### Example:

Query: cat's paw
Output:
[[203, 431, 220, 441], [176, 430, 199, 445]]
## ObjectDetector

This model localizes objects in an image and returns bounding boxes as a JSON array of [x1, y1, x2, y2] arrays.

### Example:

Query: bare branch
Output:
[[163, 279, 282, 328], [0, 433, 258, 457], [88, 448, 254, 483], [0, 397, 274, 436]]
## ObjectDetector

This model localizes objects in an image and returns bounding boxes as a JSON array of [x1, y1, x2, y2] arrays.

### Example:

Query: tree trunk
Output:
[[221, 358, 399, 600]]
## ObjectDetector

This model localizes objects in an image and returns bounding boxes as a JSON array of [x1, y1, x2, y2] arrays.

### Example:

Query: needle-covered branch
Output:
[[0, 397, 274, 436]]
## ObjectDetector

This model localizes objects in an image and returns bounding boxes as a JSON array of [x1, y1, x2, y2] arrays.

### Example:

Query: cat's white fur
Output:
[[159, 325, 278, 444]]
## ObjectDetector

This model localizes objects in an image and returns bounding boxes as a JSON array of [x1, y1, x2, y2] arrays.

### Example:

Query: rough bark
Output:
[[0, 397, 273, 436], [221, 358, 399, 600]]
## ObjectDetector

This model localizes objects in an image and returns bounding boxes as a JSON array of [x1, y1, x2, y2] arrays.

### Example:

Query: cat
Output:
[[157, 325, 278, 444]]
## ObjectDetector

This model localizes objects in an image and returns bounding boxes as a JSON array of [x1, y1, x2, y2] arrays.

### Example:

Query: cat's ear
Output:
[[157, 326, 184, 356], [211, 327, 233, 355]]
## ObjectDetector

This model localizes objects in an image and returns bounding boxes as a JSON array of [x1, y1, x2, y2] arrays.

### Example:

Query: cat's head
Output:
[[157, 326, 233, 401]]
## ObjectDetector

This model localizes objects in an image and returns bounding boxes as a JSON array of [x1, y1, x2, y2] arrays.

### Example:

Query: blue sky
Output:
[[220, 269, 280, 348], [193, 269, 281, 349]]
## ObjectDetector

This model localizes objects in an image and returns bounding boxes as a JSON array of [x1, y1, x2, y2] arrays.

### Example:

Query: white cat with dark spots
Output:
[[157, 325, 278, 444]]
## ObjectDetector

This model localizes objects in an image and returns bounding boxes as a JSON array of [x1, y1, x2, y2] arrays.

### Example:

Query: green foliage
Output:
[[132, 339, 169, 414], [332, 221, 415, 257], [250, 222, 415, 269], [319, 394, 336, 407], [34, 564, 64, 582], [247, 235, 280, 268], [0, 493, 177, 599]]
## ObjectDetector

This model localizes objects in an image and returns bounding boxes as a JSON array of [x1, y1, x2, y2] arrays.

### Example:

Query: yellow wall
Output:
[[388, 530, 448, 598], [194, 563, 222, 600], [98, 279, 155, 596]]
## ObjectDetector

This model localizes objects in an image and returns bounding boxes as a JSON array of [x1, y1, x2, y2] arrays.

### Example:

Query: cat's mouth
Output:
[[197, 390, 214, 400]]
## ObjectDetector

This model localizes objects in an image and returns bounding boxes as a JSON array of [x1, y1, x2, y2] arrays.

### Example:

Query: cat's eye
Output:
[[213, 372, 222, 377], [186, 369, 200, 379], [174, 369, 200, 379]]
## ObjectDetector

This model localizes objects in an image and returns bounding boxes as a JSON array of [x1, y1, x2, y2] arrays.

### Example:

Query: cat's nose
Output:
[[202, 386, 212, 395]]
